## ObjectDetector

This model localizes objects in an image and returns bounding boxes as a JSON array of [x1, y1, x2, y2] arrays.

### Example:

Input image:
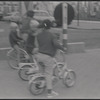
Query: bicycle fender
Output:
[[29, 73, 45, 84]]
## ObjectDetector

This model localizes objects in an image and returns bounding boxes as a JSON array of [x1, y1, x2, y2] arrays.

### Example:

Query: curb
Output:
[[68, 26, 100, 30]]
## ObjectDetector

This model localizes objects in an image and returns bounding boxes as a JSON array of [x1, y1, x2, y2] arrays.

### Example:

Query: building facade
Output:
[[0, 1, 19, 14], [0, 1, 100, 21]]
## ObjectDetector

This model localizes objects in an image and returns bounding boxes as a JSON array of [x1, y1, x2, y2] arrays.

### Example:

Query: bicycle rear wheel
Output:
[[7, 48, 29, 70], [18, 65, 33, 81], [29, 76, 46, 95]]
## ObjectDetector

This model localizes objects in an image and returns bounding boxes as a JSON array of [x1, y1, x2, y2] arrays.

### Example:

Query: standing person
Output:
[[9, 22, 23, 64], [35, 19, 67, 98]]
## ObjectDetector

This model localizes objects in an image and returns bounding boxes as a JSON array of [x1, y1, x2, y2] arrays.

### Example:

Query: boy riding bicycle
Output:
[[9, 22, 23, 64], [28, 19, 67, 98], [25, 20, 41, 63]]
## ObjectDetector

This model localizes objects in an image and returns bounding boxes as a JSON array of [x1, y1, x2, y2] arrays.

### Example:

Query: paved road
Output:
[[1, 49, 100, 99], [1, 20, 100, 99], [1, 21, 100, 50]]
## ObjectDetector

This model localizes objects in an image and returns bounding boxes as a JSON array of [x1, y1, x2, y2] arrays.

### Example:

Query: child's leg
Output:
[[28, 54, 34, 63], [25, 46, 34, 63], [14, 45, 20, 64], [35, 53, 55, 94], [44, 57, 54, 93], [39, 54, 58, 98]]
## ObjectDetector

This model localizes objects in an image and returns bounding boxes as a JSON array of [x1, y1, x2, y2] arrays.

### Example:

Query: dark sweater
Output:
[[37, 30, 64, 57], [20, 17, 32, 34], [9, 30, 22, 47], [25, 30, 36, 54]]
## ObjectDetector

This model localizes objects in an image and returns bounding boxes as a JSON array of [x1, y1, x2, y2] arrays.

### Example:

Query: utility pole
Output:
[[62, 3, 68, 48], [88, 2, 90, 20], [77, 1, 79, 26], [62, 2, 68, 70]]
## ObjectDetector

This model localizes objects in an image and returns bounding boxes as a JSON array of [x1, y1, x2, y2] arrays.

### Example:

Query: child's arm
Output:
[[11, 31, 22, 42], [34, 36, 39, 48], [52, 33, 66, 52], [32, 36, 39, 54]]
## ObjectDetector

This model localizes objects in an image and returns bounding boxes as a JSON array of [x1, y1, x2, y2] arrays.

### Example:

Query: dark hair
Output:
[[42, 19, 52, 29], [26, 10, 34, 18]]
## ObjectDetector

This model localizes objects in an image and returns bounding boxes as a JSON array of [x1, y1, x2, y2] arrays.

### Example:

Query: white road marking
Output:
[[0, 47, 11, 50], [0, 29, 4, 32]]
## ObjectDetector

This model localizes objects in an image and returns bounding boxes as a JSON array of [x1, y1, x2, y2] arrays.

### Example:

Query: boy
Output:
[[20, 10, 34, 34], [25, 20, 41, 62], [20, 10, 35, 43], [9, 22, 23, 64], [35, 19, 67, 98]]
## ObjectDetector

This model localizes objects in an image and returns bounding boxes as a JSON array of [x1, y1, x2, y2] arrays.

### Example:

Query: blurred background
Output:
[[0, 1, 100, 21]]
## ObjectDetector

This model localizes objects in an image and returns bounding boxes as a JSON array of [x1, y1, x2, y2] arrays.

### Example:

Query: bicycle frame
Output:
[[53, 50, 68, 72], [19, 57, 39, 71], [19, 50, 68, 81], [29, 50, 68, 81]]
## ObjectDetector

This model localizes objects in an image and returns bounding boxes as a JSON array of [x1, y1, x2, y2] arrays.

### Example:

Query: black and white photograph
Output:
[[0, 0, 100, 99]]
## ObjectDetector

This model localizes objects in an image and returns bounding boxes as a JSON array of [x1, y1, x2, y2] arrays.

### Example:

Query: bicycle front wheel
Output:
[[53, 63, 64, 77], [63, 70, 76, 87], [7, 48, 28, 70]]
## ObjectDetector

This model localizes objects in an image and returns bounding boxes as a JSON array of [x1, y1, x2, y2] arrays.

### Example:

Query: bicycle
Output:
[[7, 41, 29, 70], [18, 50, 64, 81], [28, 50, 76, 95]]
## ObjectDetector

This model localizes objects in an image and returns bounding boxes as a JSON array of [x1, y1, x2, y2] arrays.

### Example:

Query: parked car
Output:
[[3, 12, 21, 23], [23, 10, 57, 27]]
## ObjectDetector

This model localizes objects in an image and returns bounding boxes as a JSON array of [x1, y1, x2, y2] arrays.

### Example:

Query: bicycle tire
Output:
[[7, 48, 29, 70], [18, 65, 32, 81], [53, 63, 64, 77], [29, 76, 46, 95], [63, 70, 76, 87]]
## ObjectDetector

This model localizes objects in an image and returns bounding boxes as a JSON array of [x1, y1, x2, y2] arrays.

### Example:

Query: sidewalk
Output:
[[68, 20, 100, 30]]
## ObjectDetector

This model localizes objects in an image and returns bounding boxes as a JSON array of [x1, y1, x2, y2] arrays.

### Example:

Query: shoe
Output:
[[47, 91, 59, 98]]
